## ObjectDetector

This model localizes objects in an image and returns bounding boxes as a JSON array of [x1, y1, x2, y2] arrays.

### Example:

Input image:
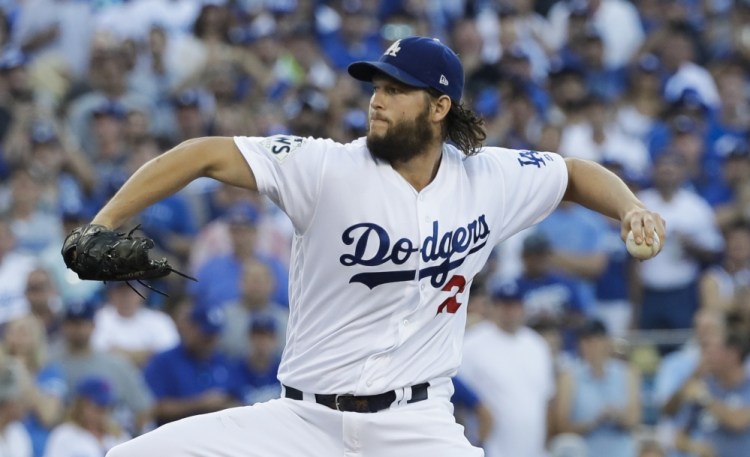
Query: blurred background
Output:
[[0, 0, 748, 456]]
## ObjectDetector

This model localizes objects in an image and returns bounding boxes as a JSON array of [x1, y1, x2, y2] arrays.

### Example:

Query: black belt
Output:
[[283, 383, 429, 413]]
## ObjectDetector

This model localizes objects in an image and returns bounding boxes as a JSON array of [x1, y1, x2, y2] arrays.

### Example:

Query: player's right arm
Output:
[[93, 137, 255, 229]]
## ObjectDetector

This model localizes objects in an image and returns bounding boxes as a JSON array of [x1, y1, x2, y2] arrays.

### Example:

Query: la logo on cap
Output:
[[384, 40, 401, 57]]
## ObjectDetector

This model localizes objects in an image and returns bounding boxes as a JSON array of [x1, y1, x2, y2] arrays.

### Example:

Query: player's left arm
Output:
[[562, 157, 665, 250]]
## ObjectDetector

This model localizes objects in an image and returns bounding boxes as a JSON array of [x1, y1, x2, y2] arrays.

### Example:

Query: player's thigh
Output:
[[364, 400, 484, 457], [106, 399, 343, 457]]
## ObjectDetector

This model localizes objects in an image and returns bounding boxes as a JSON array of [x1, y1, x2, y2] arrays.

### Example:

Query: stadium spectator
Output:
[[652, 309, 726, 455], [317, 1, 382, 71], [516, 232, 588, 348], [44, 377, 129, 457], [461, 280, 555, 457], [657, 23, 720, 110], [558, 95, 650, 180], [23, 268, 63, 346], [143, 302, 235, 426], [190, 201, 288, 308], [91, 283, 179, 368], [450, 375, 493, 448], [535, 201, 609, 317], [220, 258, 287, 358], [615, 53, 665, 143], [556, 319, 641, 457], [674, 332, 750, 457], [0, 362, 32, 457], [547, 0, 645, 69], [710, 141, 750, 230], [698, 222, 750, 312], [0, 217, 36, 325], [229, 314, 282, 406], [2, 315, 65, 457], [50, 300, 154, 435], [636, 152, 724, 331], [5, 167, 63, 255]]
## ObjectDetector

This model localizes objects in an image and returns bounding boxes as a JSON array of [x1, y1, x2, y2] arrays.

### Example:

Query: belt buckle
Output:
[[334, 394, 343, 411], [334, 394, 371, 412]]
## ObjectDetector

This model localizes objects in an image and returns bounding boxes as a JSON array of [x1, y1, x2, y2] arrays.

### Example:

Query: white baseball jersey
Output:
[[234, 135, 568, 396]]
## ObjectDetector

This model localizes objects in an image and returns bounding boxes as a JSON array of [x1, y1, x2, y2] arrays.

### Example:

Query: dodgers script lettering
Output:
[[339, 216, 491, 289]]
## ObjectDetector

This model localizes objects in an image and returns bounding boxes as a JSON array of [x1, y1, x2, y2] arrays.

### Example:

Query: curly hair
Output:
[[427, 89, 486, 157]]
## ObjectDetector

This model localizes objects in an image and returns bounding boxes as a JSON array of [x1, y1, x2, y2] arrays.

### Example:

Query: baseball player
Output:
[[65, 36, 665, 456]]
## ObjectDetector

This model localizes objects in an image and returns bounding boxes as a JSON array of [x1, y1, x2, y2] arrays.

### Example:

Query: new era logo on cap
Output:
[[347, 36, 464, 103]]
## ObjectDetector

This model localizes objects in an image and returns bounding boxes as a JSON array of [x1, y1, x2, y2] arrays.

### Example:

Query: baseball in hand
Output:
[[626, 230, 660, 260]]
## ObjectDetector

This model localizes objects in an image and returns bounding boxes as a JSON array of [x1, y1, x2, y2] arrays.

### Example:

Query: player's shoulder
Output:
[[463, 145, 565, 171], [235, 134, 357, 161]]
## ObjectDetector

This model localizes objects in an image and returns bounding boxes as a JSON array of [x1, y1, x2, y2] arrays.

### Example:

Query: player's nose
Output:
[[369, 91, 385, 110]]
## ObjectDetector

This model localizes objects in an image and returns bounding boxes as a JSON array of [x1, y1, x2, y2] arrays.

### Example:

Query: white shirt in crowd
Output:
[[547, 0, 645, 69], [0, 252, 36, 325], [44, 423, 129, 457], [0, 421, 32, 457], [664, 62, 721, 109], [92, 305, 179, 354], [558, 122, 651, 179], [637, 188, 724, 289], [461, 322, 555, 457]]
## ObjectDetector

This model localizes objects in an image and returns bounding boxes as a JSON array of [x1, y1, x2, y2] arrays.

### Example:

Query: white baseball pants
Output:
[[106, 396, 483, 456]]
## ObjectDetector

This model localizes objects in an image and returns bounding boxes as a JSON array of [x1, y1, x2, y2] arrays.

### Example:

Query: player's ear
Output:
[[431, 94, 451, 123]]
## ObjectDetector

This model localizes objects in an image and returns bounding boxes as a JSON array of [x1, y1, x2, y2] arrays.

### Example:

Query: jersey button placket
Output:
[[416, 192, 430, 300]]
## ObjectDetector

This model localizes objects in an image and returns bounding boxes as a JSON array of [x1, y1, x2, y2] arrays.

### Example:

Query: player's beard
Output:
[[366, 104, 434, 164]]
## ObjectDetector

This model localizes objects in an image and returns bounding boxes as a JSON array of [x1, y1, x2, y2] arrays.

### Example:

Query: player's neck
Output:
[[391, 143, 443, 192]]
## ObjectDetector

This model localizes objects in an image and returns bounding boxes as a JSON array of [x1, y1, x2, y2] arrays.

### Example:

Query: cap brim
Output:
[[348, 61, 429, 89]]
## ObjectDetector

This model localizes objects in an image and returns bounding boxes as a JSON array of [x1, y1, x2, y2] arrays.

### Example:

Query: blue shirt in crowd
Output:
[[451, 376, 480, 411], [143, 344, 234, 423], [191, 253, 289, 308], [230, 356, 281, 406], [675, 375, 750, 457], [536, 205, 607, 312], [569, 359, 636, 457], [595, 222, 631, 302], [24, 363, 67, 457], [138, 194, 198, 251], [517, 271, 589, 319]]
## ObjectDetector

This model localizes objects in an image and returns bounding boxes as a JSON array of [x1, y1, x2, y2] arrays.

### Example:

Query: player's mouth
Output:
[[369, 117, 389, 126]]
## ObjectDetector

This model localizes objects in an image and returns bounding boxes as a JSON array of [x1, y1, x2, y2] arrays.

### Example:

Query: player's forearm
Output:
[[93, 137, 254, 229], [562, 158, 644, 221]]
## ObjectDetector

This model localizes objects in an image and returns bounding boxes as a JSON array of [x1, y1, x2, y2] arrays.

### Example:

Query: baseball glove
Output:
[[61, 224, 194, 295]]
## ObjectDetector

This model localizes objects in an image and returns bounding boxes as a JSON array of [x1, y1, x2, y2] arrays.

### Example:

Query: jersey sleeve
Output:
[[234, 135, 331, 233], [487, 149, 569, 242]]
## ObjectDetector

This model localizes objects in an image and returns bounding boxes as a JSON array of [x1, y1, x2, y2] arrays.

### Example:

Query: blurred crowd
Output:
[[0, 0, 749, 456]]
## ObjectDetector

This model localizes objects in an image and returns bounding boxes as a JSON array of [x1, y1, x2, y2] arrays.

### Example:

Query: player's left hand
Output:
[[620, 207, 666, 253]]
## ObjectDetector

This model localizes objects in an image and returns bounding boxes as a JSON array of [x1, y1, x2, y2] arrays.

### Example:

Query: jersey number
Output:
[[436, 275, 466, 315]]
